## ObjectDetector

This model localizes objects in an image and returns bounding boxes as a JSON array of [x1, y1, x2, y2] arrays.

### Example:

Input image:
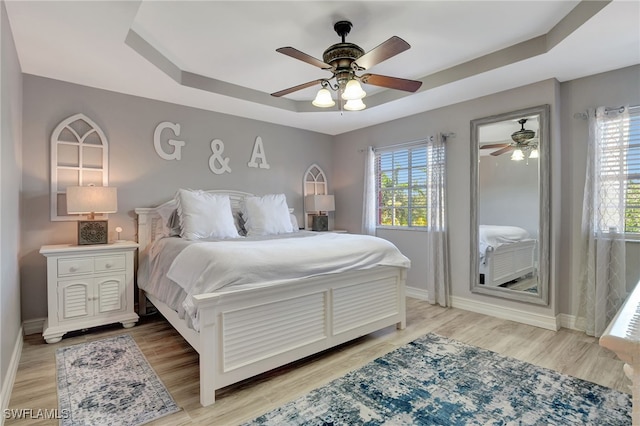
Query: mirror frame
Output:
[[470, 104, 550, 305]]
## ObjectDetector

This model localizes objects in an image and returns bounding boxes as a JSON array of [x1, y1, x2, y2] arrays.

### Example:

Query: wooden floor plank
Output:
[[6, 298, 628, 425]]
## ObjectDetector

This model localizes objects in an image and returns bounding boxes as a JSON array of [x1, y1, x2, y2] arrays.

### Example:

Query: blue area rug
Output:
[[245, 333, 630, 425], [56, 334, 180, 426]]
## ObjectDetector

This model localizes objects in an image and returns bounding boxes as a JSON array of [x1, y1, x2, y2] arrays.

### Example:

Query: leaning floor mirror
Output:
[[470, 104, 550, 305]]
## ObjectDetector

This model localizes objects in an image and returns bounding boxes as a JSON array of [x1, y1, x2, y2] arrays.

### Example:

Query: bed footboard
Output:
[[480, 239, 536, 287], [193, 266, 406, 406]]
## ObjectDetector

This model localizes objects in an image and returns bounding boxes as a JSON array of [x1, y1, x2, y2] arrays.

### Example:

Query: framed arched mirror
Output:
[[470, 104, 550, 305]]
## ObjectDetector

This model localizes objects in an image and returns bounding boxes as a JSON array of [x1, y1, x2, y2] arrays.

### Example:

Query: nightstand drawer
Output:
[[94, 255, 126, 272], [58, 257, 94, 277]]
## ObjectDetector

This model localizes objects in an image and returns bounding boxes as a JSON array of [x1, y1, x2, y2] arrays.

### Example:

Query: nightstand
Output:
[[40, 241, 139, 343]]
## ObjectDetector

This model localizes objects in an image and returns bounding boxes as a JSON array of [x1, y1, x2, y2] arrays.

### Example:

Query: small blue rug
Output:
[[56, 334, 180, 426], [245, 333, 631, 425]]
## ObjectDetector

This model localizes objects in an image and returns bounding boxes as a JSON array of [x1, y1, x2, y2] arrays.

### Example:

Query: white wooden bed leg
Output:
[[199, 308, 217, 406]]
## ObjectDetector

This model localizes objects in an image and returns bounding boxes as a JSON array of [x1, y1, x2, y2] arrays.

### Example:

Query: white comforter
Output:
[[479, 225, 531, 258], [166, 232, 410, 331]]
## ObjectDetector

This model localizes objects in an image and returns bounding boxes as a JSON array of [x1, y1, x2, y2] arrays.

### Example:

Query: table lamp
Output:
[[66, 185, 117, 245], [305, 194, 335, 231]]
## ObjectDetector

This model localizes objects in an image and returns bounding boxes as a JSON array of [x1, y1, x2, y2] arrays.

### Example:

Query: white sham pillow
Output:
[[176, 189, 239, 240], [242, 194, 294, 236]]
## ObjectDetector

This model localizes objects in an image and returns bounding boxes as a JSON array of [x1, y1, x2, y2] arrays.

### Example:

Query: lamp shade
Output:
[[66, 185, 117, 215], [305, 194, 335, 213], [312, 88, 335, 108], [344, 98, 366, 111], [341, 79, 366, 101]]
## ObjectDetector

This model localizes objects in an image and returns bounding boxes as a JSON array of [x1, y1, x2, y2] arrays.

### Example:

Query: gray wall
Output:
[[20, 75, 333, 320], [334, 79, 561, 317], [1, 0, 23, 396], [559, 65, 640, 315], [478, 153, 539, 238]]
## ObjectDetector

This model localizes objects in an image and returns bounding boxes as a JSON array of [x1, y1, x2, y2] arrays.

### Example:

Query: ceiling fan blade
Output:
[[491, 146, 515, 156], [271, 79, 325, 97], [480, 143, 510, 150], [360, 73, 422, 92], [276, 47, 333, 70], [354, 36, 410, 70]]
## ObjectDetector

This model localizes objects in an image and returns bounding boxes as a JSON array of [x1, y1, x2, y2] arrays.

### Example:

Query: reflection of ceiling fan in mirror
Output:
[[481, 118, 538, 157], [270, 20, 422, 111]]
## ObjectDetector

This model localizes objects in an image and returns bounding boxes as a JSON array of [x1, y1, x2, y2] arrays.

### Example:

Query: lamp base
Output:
[[311, 215, 329, 232], [77, 220, 108, 245]]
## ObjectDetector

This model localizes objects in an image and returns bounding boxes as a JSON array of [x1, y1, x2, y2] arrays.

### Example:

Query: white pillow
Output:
[[242, 194, 294, 236], [176, 189, 239, 240]]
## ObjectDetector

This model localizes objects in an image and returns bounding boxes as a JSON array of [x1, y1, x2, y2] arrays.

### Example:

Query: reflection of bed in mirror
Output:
[[479, 225, 536, 288]]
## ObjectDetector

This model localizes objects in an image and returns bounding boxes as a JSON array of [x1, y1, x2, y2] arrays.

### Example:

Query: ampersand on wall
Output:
[[209, 139, 232, 175], [247, 136, 271, 169], [153, 121, 186, 160]]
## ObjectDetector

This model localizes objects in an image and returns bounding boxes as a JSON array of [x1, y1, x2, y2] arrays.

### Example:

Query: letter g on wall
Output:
[[153, 121, 186, 160]]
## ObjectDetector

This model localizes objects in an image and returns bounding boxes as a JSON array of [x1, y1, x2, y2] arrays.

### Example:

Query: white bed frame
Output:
[[135, 190, 407, 407], [480, 239, 536, 287]]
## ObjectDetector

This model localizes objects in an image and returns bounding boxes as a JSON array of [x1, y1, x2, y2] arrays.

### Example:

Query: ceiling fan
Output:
[[270, 20, 423, 110], [481, 118, 538, 157]]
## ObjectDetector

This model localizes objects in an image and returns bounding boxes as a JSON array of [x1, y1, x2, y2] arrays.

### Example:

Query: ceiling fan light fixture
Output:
[[344, 98, 366, 111], [511, 148, 525, 161], [529, 147, 539, 159], [312, 88, 335, 108], [341, 79, 366, 101]]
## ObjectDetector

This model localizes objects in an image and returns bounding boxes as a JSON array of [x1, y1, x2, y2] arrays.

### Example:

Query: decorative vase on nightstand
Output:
[[312, 215, 329, 231]]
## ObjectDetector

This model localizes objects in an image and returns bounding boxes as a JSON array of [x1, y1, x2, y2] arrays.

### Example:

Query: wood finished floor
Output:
[[7, 298, 629, 425]]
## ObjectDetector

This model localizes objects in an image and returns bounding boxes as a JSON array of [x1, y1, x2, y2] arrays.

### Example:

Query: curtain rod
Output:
[[358, 132, 456, 153], [573, 105, 640, 120]]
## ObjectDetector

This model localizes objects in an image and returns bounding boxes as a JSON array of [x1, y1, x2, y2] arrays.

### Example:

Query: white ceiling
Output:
[[5, 1, 640, 136]]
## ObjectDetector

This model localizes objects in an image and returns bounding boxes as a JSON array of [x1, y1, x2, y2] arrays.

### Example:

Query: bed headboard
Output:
[[134, 189, 255, 252]]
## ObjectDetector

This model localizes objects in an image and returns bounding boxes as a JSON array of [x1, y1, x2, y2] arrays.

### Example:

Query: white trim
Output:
[[406, 286, 429, 300], [1, 327, 23, 424], [22, 318, 46, 336], [558, 313, 579, 331], [451, 296, 559, 331]]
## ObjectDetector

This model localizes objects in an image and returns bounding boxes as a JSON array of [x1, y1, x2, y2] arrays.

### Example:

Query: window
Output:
[[376, 144, 428, 228], [50, 114, 109, 221], [596, 106, 640, 233]]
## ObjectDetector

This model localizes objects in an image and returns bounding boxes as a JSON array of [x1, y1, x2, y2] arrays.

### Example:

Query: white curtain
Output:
[[361, 146, 376, 235], [426, 134, 449, 306], [576, 106, 629, 337]]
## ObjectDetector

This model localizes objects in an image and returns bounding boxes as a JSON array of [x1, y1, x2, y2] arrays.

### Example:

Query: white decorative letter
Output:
[[153, 121, 185, 160], [209, 139, 232, 174], [247, 136, 270, 169]]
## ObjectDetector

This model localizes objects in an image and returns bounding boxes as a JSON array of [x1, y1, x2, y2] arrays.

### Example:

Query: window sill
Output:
[[376, 226, 427, 232]]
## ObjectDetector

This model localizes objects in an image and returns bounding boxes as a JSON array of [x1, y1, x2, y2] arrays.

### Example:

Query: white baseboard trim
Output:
[[557, 313, 579, 331], [406, 286, 429, 300], [22, 317, 45, 336], [1, 327, 23, 425], [451, 296, 559, 331]]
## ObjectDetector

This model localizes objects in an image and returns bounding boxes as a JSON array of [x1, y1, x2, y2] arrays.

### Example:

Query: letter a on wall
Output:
[[247, 136, 270, 169]]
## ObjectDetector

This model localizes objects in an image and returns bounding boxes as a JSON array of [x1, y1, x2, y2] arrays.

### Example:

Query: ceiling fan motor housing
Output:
[[323, 21, 364, 86]]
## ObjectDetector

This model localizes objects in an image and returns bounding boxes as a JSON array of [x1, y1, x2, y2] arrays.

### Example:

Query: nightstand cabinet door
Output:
[[58, 280, 93, 320], [95, 275, 126, 314], [40, 242, 139, 344]]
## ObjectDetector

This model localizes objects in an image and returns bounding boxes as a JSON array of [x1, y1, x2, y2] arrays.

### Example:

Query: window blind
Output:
[[598, 106, 640, 233]]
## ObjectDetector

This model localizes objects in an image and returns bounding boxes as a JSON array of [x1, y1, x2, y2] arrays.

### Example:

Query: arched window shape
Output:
[[303, 164, 328, 229], [51, 114, 109, 221]]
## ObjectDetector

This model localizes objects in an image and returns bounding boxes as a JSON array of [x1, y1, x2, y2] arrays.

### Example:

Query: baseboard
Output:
[[451, 296, 559, 331], [22, 317, 45, 336], [406, 286, 429, 300], [1, 327, 23, 425], [557, 313, 579, 331]]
